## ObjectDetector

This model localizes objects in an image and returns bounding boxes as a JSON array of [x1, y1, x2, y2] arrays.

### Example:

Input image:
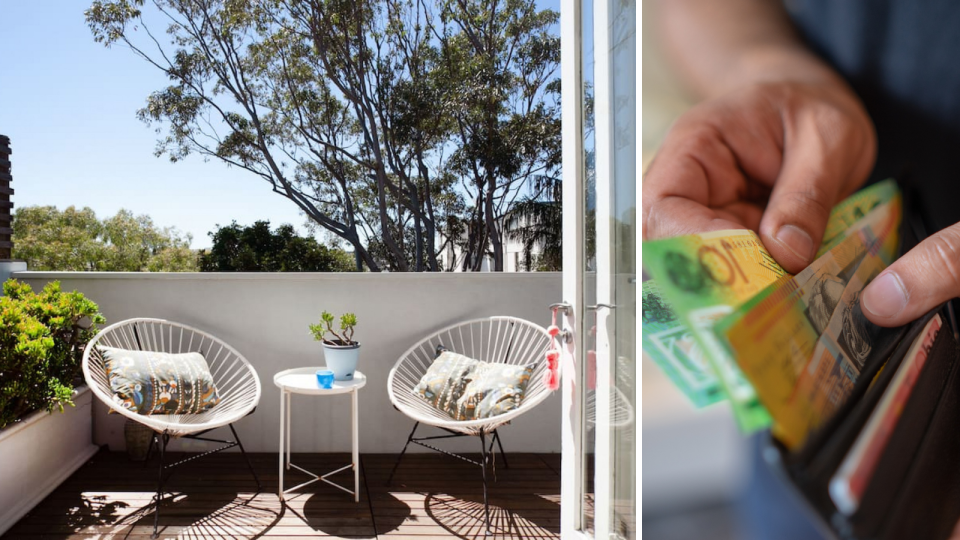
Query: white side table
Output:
[[273, 367, 367, 503]]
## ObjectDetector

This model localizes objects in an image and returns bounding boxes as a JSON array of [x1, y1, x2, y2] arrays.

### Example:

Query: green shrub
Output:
[[0, 280, 105, 429]]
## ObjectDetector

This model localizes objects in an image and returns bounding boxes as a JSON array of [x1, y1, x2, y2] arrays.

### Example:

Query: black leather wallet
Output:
[[764, 180, 960, 540]]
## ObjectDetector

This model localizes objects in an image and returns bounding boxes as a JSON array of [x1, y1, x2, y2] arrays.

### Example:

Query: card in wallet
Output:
[[763, 180, 960, 540]]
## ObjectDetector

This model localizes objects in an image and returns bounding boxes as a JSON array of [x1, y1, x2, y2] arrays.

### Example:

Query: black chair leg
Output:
[[143, 433, 157, 468], [230, 424, 261, 490], [386, 422, 420, 486], [152, 433, 168, 539], [493, 430, 509, 469], [480, 431, 491, 535]]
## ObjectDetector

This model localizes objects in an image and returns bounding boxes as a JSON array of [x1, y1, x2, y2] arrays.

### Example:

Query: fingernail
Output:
[[775, 225, 814, 262], [862, 272, 908, 319]]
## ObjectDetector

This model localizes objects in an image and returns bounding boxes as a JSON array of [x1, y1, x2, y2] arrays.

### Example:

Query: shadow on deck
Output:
[[5, 450, 561, 539]]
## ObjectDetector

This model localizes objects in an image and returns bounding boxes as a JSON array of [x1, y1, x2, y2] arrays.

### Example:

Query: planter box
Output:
[[0, 385, 98, 536]]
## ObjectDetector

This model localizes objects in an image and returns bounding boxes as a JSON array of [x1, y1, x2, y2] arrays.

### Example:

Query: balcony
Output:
[[2, 271, 562, 539]]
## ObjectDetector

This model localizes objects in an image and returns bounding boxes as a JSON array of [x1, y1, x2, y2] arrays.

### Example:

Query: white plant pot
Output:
[[323, 342, 360, 381], [0, 385, 98, 536]]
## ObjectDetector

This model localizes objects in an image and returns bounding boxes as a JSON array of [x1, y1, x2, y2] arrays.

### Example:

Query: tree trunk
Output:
[[484, 172, 503, 271]]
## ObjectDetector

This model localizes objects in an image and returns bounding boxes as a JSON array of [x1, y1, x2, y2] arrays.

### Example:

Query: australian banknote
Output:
[[715, 199, 902, 448], [640, 179, 901, 430], [642, 230, 785, 431], [641, 279, 724, 407]]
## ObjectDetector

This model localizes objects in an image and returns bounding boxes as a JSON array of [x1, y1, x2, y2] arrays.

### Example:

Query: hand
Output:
[[860, 223, 960, 327], [642, 80, 876, 273]]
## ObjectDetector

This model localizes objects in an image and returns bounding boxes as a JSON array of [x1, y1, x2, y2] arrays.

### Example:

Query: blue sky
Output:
[[0, 2, 329, 249], [0, 1, 560, 249]]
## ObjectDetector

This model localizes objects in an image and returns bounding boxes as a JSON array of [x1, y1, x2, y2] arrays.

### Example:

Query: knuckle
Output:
[[680, 126, 719, 155], [922, 230, 960, 292], [780, 186, 832, 225], [642, 201, 669, 240]]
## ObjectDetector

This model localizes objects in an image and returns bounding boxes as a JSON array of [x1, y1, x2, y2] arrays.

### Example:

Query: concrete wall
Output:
[[14, 272, 563, 454]]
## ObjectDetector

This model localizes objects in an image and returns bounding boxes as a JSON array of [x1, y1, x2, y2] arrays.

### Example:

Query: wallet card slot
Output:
[[876, 325, 960, 540], [849, 317, 958, 538]]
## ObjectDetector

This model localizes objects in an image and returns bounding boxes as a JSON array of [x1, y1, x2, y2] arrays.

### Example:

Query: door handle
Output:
[[548, 302, 574, 343], [587, 303, 616, 311]]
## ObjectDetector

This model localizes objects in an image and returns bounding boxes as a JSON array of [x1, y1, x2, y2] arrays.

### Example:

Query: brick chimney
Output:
[[0, 135, 11, 259]]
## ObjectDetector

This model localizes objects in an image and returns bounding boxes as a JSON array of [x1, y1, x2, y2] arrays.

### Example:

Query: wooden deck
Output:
[[5, 450, 561, 539]]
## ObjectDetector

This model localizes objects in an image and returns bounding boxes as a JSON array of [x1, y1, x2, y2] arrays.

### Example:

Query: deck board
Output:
[[4, 450, 560, 539]]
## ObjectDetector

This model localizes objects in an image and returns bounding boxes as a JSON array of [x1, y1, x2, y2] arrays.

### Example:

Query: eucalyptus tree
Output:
[[436, 0, 561, 270], [86, 0, 559, 271]]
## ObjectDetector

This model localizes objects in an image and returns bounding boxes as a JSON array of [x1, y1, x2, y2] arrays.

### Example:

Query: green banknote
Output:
[[641, 279, 724, 408], [640, 180, 902, 432], [643, 230, 785, 432]]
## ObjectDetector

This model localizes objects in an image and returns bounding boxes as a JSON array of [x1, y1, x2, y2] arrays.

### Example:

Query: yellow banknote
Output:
[[715, 199, 901, 449]]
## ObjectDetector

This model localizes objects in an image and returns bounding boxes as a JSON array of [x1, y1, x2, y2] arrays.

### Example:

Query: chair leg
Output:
[[493, 430, 509, 469], [152, 433, 168, 539], [480, 431, 492, 535], [143, 432, 157, 468], [386, 422, 419, 486], [230, 424, 261, 491]]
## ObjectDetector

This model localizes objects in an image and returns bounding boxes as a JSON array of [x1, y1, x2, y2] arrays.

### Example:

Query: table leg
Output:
[[279, 389, 285, 502], [286, 391, 292, 470], [353, 388, 360, 502]]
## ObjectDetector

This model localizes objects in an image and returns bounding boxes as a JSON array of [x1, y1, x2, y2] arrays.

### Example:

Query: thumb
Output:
[[861, 224, 960, 327]]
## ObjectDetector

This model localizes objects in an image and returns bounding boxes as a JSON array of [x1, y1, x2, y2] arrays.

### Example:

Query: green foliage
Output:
[[12, 206, 196, 272], [507, 198, 562, 271], [86, 0, 560, 272], [309, 310, 358, 345], [0, 280, 106, 429], [198, 221, 356, 272]]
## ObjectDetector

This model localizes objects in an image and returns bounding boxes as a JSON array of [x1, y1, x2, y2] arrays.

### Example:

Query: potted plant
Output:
[[309, 311, 359, 381], [0, 279, 104, 535]]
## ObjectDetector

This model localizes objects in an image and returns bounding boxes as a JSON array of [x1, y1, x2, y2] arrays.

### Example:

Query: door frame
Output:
[[560, 0, 587, 534]]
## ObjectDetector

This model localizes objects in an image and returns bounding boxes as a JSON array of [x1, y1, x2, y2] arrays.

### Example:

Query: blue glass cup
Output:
[[316, 369, 335, 389]]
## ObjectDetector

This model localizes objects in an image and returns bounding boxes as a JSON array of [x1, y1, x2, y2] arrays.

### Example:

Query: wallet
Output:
[[764, 179, 960, 540]]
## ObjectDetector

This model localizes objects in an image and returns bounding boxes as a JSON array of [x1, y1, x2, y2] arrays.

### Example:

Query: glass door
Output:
[[560, 0, 636, 537]]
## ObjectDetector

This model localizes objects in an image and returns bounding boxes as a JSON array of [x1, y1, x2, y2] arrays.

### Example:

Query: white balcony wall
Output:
[[14, 272, 562, 455]]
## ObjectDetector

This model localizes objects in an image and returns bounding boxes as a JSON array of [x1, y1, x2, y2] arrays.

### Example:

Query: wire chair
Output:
[[386, 316, 554, 534], [82, 318, 262, 538]]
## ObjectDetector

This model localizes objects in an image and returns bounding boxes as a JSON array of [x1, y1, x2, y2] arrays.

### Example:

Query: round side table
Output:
[[273, 367, 367, 502]]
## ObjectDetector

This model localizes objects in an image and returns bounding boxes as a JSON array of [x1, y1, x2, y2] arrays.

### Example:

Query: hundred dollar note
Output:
[[643, 230, 786, 431], [642, 279, 724, 407], [715, 199, 902, 448]]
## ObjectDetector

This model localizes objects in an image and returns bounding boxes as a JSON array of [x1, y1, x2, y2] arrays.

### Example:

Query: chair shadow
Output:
[[15, 485, 282, 539], [366, 451, 561, 539], [108, 487, 282, 540], [424, 491, 561, 539]]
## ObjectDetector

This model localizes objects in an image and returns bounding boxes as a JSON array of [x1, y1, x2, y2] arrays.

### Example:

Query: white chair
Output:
[[82, 318, 262, 538], [386, 316, 554, 534]]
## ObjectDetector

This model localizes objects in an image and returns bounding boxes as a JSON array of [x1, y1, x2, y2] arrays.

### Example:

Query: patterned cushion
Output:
[[100, 346, 220, 415], [413, 345, 536, 421], [412, 349, 480, 417], [454, 362, 536, 420]]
